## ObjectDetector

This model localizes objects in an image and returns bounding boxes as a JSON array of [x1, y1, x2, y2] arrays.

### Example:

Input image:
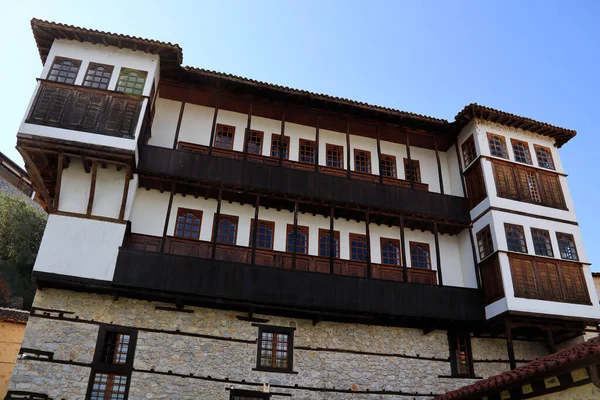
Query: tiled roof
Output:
[[436, 336, 600, 400], [30, 18, 182, 66], [455, 103, 576, 148], [184, 67, 448, 125], [0, 307, 29, 324], [30, 18, 577, 147]]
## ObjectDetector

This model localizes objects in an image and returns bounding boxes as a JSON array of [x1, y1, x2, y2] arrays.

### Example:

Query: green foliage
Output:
[[0, 193, 47, 309]]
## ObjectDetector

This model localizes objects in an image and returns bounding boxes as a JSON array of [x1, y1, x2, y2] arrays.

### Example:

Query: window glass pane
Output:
[[557, 233, 579, 261], [326, 145, 343, 168], [462, 136, 477, 166], [246, 130, 263, 154], [410, 242, 431, 269], [175, 210, 201, 239], [512, 140, 532, 164], [477, 226, 494, 259], [215, 124, 235, 149], [535, 146, 555, 170], [47, 57, 81, 85], [488, 134, 508, 158], [259, 330, 290, 369], [217, 217, 237, 244], [116, 68, 147, 96], [531, 228, 554, 257], [101, 332, 130, 364], [271, 136, 289, 159], [380, 155, 397, 178], [319, 231, 339, 258], [354, 151, 371, 173], [287, 227, 308, 254], [90, 373, 128, 400], [299, 141, 315, 163], [505, 224, 527, 253], [83, 63, 113, 90], [350, 235, 368, 261], [381, 241, 400, 265]]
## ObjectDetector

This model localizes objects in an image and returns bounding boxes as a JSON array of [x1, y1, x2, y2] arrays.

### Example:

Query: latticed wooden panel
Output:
[[493, 162, 519, 200]]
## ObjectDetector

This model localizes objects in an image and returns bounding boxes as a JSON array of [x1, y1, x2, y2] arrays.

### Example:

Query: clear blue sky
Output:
[[1, 1, 598, 271]]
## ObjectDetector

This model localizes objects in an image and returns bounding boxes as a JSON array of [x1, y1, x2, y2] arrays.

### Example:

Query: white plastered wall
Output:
[[148, 98, 181, 148], [34, 214, 126, 281], [20, 39, 158, 152]]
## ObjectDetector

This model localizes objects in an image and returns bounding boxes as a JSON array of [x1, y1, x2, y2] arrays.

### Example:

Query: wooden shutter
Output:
[[464, 160, 487, 208], [29, 85, 72, 124], [536, 260, 562, 301], [560, 262, 589, 304], [510, 256, 537, 298], [66, 91, 106, 131], [479, 254, 504, 304], [103, 97, 142, 137], [538, 173, 566, 209], [492, 162, 519, 200]]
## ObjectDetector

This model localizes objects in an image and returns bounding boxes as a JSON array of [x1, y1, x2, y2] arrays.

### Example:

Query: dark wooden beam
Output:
[[159, 183, 175, 252], [506, 318, 517, 370], [243, 99, 252, 161], [434, 222, 443, 286], [207, 94, 220, 155], [172, 97, 187, 149], [468, 227, 482, 289], [434, 138, 444, 195], [453, 138, 468, 197], [346, 120, 351, 179], [279, 110, 286, 167], [118, 166, 132, 222], [546, 330, 557, 354], [405, 130, 414, 190], [15, 147, 52, 211], [53, 153, 64, 212], [329, 206, 335, 274], [400, 216, 408, 282], [376, 126, 383, 185], [251, 196, 260, 266], [366, 211, 372, 278], [211, 187, 223, 260], [86, 161, 98, 217], [292, 201, 299, 270], [315, 116, 320, 173]]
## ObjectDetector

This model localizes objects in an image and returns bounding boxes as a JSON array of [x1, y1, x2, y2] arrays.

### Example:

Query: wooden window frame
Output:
[[487, 132, 509, 159], [270, 134, 290, 159], [250, 219, 275, 250], [213, 214, 239, 245], [353, 148, 372, 173], [174, 208, 203, 240], [245, 129, 264, 155], [86, 325, 137, 400], [448, 332, 475, 378], [116, 68, 147, 96], [47, 56, 81, 85], [511, 139, 532, 165], [214, 123, 236, 150], [380, 154, 397, 178], [83, 62, 114, 90], [403, 158, 422, 183], [531, 228, 554, 257], [464, 159, 488, 208], [461, 135, 477, 167], [534, 144, 556, 170], [326, 143, 344, 169], [380, 238, 401, 266], [476, 225, 494, 261], [254, 325, 295, 373], [318, 228, 340, 258], [349, 233, 369, 261], [298, 139, 316, 164], [409, 241, 431, 269], [504, 223, 527, 254], [230, 389, 271, 399], [286, 224, 309, 254], [556, 232, 579, 261]]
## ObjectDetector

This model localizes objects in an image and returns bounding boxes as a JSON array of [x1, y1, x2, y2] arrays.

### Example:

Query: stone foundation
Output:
[[8, 289, 553, 399]]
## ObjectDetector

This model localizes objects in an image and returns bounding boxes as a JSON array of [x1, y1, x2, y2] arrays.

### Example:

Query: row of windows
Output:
[[175, 208, 432, 268], [85, 323, 473, 400], [461, 133, 556, 171], [47, 56, 148, 96], [476, 224, 579, 261], [215, 124, 423, 182]]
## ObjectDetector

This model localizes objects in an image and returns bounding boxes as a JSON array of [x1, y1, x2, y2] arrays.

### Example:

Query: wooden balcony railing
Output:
[[124, 233, 438, 285], [508, 253, 591, 305], [26, 80, 143, 139], [177, 142, 429, 192], [140, 145, 468, 224]]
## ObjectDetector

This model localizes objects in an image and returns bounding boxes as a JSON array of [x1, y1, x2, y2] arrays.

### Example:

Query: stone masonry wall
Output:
[[8, 289, 551, 399]]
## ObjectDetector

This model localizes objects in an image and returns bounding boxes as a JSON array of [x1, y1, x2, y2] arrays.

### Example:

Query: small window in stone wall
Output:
[[449, 333, 474, 377], [254, 325, 295, 373], [87, 325, 137, 400], [230, 389, 271, 399]]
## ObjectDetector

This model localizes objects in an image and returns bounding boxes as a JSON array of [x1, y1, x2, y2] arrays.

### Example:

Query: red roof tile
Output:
[[436, 336, 600, 400]]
